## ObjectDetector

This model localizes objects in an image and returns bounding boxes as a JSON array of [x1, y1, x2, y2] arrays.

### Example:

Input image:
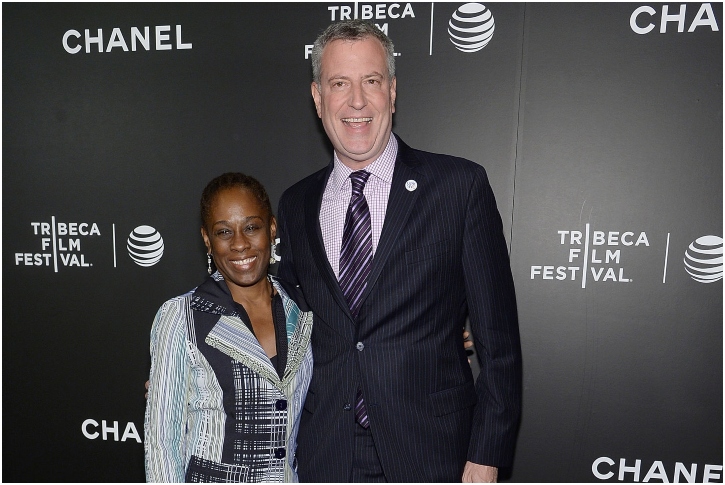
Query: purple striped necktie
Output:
[[339, 170, 372, 318], [339, 170, 372, 429]]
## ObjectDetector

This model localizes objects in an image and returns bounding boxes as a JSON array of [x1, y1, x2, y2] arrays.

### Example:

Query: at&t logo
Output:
[[448, 3, 495, 52], [684, 235, 723, 283], [127, 225, 165, 267]]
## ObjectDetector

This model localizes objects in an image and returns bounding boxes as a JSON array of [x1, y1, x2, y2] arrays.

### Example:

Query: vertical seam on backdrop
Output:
[[113, 224, 117, 268], [510, 4, 529, 254], [429, 3, 434, 56]]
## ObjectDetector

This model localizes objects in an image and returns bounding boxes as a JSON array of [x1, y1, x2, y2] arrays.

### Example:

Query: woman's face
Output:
[[201, 187, 276, 294]]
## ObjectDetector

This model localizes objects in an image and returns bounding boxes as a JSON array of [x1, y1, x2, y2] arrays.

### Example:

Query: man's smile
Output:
[[342, 117, 373, 125]]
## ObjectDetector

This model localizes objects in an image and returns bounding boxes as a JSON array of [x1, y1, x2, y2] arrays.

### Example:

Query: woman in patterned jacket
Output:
[[144, 173, 313, 482]]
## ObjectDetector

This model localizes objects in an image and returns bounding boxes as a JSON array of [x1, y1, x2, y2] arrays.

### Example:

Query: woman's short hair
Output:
[[200, 172, 273, 228]]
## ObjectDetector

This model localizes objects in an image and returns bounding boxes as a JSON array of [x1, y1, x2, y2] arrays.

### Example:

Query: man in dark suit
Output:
[[277, 20, 521, 483]]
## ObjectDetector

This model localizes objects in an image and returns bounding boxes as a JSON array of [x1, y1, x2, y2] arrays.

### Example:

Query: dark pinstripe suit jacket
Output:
[[277, 135, 522, 482]]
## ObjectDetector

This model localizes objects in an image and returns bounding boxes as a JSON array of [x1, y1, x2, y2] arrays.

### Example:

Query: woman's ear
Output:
[[201, 226, 211, 253]]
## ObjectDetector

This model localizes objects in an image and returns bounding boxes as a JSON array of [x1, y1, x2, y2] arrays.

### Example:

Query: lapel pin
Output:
[[405, 180, 417, 192]]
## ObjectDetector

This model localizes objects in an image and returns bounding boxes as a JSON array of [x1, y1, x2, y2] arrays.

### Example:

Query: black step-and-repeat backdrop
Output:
[[3, 3, 722, 482]]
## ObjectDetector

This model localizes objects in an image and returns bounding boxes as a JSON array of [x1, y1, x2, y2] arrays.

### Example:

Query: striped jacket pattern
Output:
[[144, 272, 313, 482]]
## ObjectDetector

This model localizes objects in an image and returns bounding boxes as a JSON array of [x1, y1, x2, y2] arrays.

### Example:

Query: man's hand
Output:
[[463, 330, 474, 350], [145, 380, 150, 399], [462, 462, 498, 483], [463, 330, 474, 364]]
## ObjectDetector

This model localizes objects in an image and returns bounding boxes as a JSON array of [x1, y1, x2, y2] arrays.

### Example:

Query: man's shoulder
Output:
[[280, 165, 330, 204], [397, 136, 487, 177], [407, 146, 489, 186], [278, 166, 329, 215]]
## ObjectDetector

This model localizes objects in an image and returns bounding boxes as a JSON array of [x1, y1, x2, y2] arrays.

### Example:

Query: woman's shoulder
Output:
[[157, 288, 195, 311], [151, 288, 197, 331]]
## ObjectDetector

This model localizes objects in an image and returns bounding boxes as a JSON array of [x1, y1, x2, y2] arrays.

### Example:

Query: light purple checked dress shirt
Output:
[[319, 134, 398, 277]]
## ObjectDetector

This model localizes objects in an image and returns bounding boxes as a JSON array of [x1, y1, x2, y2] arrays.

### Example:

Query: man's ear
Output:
[[390, 76, 397, 114], [311, 82, 322, 118], [270, 216, 277, 241]]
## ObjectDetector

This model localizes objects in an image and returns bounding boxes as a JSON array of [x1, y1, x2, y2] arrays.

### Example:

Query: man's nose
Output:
[[348, 83, 367, 110]]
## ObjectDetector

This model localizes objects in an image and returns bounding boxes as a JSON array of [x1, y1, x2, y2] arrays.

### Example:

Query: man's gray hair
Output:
[[311, 20, 396, 85]]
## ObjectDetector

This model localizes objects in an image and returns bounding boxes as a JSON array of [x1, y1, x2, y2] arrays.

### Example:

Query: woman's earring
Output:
[[207, 253, 213, 274], [270, 238, 281, 265]]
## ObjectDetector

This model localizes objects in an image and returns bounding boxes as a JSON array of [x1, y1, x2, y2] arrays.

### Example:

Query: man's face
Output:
[[312, 36, 397, 169]]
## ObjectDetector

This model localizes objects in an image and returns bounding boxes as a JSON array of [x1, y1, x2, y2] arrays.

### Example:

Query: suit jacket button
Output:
[[356, 342, 364, 351], [343, 403, 352, 411], [275, 399, 288, 411], [274, 448, 286, 459]]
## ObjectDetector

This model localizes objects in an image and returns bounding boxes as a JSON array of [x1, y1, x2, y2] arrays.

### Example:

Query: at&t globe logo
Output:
[[448, 3, 495, 52], [127, 225, 164, 267], [684, 235, 723, 283]]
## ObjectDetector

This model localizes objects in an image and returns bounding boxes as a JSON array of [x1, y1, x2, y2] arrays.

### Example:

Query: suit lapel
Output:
[[196, 274, 314, 392], [304, 137, 423, 322], [205, 314, 282, 388], [303, 164, 355, 322], [270, 276, 314, 387], [358, 138, 424, 306]]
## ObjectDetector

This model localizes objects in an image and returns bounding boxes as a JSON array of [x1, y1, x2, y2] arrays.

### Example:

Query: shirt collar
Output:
[[329, 134, 398, 193], [191, 271, 239, 316]]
